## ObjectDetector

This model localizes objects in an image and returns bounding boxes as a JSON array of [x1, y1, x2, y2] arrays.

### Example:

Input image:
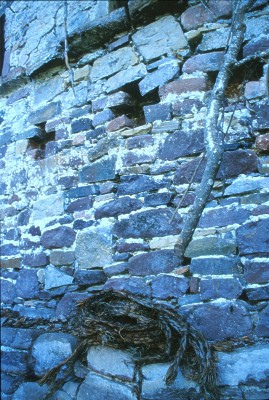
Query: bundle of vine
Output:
[[40, 290, 218, 399]]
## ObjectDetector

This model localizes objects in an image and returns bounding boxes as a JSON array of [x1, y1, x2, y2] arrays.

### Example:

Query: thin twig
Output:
[[63, 0, 75, 95], [235, 50, 269, 68], [170, 153, 205, 223]]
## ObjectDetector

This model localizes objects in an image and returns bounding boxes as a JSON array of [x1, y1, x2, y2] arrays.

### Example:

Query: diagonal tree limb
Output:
[[174, 0, 255, 262]]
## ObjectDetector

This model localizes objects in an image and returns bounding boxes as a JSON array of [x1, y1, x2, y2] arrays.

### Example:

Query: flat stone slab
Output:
[[87, 346, 135, 380], [77, 372, 137, 400], [218, 344, 269, 386], [132, 16, 188, 62]]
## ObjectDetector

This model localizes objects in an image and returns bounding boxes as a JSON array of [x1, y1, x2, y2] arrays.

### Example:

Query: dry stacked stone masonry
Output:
[[0, 0, 269, 399]]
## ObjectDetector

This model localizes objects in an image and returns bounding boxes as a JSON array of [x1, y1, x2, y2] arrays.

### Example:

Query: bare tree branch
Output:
[[63, 0, 75, 95], [174, 0, 255, 263]]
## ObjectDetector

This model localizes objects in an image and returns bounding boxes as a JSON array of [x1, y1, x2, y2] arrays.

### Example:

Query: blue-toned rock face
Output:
[[1, 0, 269, 398]]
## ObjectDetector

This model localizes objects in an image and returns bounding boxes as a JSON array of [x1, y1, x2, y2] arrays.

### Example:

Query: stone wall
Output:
[[0, 0, 269, 399]]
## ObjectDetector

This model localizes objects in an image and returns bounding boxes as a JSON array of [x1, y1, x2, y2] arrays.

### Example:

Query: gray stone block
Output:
[[44, 265, 74, 290], [185, 237, 237, 258], [95, 196, 142, 219], [218, 344, 269, 386], [90, 47, 139, 82], [75, 223, 113, 268], [200, 278, 243, 300], [106, 63, 147, 94], [79, 156, 116, 183], [50, 250, 75, 266], [15, 269, 39, 299], [103, 276, 150, 296], [256, 304, 269, 337], [87, 346, 135, 380], [152, 275, 189, 299], [128, 250, 181, 276], [77, 372, 137, 400], [159, 129, 204, 160], [236, 218, 269, 256], [114, 209, 182, 239], [132, 16, 188, 62], [12, 382, 48, 400], [141, 363, 197, 399], [41, 226, 76, 249], [92, 109, 115, 128], [28, 102, 61, 125], [186, 301, 253, 341], [32, 332, 77, 376], [139, 61, 180, 96], [190, 257, 239, 275]]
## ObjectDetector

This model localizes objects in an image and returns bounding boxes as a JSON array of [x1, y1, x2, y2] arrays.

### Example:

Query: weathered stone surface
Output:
[[159, 130, 204, 161], [28, 102, 61, 125], [65, 185, 100, 198], [218, 344, 269, 386], [126, 134, 153, 150], [141, 363, 197, 399], [252, 99, 269, 130], [48, 251, 74, 267], [159, 77, 211, 99], [245, 81, 266, 100], [144, 103, 171, 123], [74, 269, 106, 286], [90, 47, 138, 82], [200, 278, 243, 300], [144, 192, 171, 207], [186, 237, 236, 258], [95, 197, 142, 219], [122, 151, 155, 166], [92, 91, 134, 112], [75, 223, 113, 268], [128, 250, 181, 276], [56, 292, 89, 320], [225, 176, 269, 196], [31, 194, 64, 222], [103, 276, 150, 296], [66, 197, 93, 213], [244, 260, 269, 284], [44, 265, 74, 290], [87, 346, 135, 380], [71, 118, 92, 133], [79, 156, 116, 183], [77, 372, 136, 400], [1, 372, 23, 396], [107, 115, 134, 132], [190, 257, 239, 275], [1, 348, 28, 375], [118, 174, 168, 195], [1, 257, 22, 269], [172, 98, 204, 117], [1, 279, 16, 304], [182, 51, 225, 73], [256, 305, 269, 337], [243, 36, 269, 58], [256, 133, 269, 152], [199, 206, 251, 228], [32, 333, 77, 376], [245, 285, 269, 301], [92, 109, 115, 128], [236, 219, 269, 255], [106, 63, 147, 93], [15, 269, 39, 299], [132, 16, 188, 62], [186, 301, 253, 341], [114, 209, 182, 239], [1, 328, 39, 350], [152, 275, 189, 299], [218, 149, 259, 178], [197, 27, 230, 52], [181, 1, 232, 31], [88, 135, 119, 162], [139, 61, 180, 96], [41, 226, 76, 249], [0, 244, 19, 256]]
